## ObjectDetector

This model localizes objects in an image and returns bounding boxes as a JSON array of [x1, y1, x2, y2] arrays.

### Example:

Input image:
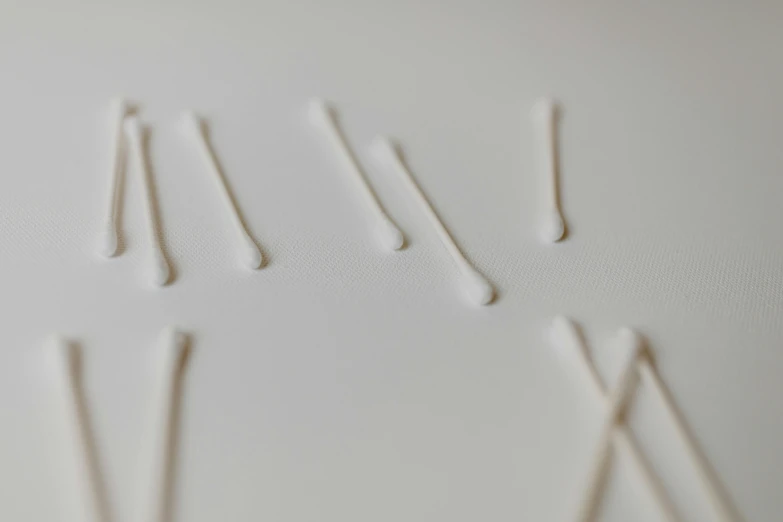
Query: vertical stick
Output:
[[139, 328, 190, 522], [125, 117, 171, 287]]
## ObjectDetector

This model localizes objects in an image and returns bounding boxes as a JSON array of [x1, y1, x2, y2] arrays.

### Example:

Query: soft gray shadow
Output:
[[158, 336, 192, 522], [107, 104, 138, 256], [199, 122, 269, 266], [643, 344, 745, 522], [331, 113, 406, 250], [139, 128, 177, 284], [67, 341, 115, 522], [394, 144, 497, 301], [551, 103, 569, 240]]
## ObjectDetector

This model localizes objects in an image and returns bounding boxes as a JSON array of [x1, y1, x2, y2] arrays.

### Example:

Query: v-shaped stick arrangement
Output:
[[51, 329, 190, 522], [550, 316, 737, 522]]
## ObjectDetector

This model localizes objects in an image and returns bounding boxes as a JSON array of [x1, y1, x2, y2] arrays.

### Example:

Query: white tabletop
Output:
[[0, 2, 780, 521]]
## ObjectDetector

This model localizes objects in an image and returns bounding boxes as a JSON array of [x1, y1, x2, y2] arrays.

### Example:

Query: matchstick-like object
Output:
[[308, 99, 404, 252], [550, 316, 681, 522], [98, 97, 129, 258], [533, 99, 566, 243], [125, 117, 171, 287], [183, 112, 263, 270], [52, 337, 110, 522], [371, 137, 494, 307], [571, 327, 643, 522], [139, 328, 189, 522], [638, 358, 736, 522]]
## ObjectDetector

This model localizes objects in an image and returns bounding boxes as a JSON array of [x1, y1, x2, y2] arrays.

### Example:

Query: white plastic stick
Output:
[[139, 328, 189, 522], [533, 99, 566, 243], [98, 98, 128, 258], [566, 327, 645, 522], [549, 316, 681, 522], [638, 358, 736, 522], [183, 112, 263, 270], [125, 117, 170, 287], [52, 337, 111, 522], [308, 99, 404, 252], [371, 137, 494, 307]]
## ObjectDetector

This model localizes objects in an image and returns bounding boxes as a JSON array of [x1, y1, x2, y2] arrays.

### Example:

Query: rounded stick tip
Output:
[[307, 98, 334, 126], [160, 327, 189, 373], [374, 218, 405, 252], [240, 237, 264, 269], [461, 268, 495, 306], [182, 110, 203, 134], [151, 251, 171, 287], [110, 97, 129, 118], [540, 209, 566, 243], [369, 135, 398, 164], [615, 327, 644, 358], [549, 315, 582, 359], [124, 115, 143, 140], [532, 97, 557, 118], [98, 222, 119, 258]]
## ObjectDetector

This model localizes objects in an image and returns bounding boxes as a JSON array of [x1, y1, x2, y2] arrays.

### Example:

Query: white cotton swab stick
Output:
[[532, 98, 566, 243], [637, 357, 736, 522], [308, 99, 404, 252], [570, 326, 643, 522], [51, 337, 111, 522], [371, 137, 494, 307], [550, 317, 681, 522], [98, 97, 129, 258], [182, 112, 263, 270], [125, 117, 171, 287], [139, 328, 189, 522]]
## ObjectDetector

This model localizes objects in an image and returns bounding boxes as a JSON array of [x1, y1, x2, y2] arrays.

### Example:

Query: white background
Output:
[[0, 1, 781, 521]]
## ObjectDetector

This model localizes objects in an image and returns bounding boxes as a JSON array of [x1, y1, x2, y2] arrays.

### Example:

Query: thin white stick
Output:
[[52, 337, 110, 522], [308, 99, 404, 252], [533, 98, 566, 243], [98, 98, 128, 258], [183, 112, 263, 270], [549, 316, 681, 522], [638, 358, 736, 522], [371, 136, 494, 307], [571, 327, 643, 522], [139, 327, 189, 522], [125, 117, 170, 287]]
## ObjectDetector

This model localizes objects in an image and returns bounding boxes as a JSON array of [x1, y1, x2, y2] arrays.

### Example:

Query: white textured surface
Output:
[[0, 2, 781, 521]]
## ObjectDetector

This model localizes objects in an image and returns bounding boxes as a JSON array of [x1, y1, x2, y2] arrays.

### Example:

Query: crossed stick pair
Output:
[[550, 316, 737, 522], [52, 328, 190, 522], [100, 99, 263, 287]]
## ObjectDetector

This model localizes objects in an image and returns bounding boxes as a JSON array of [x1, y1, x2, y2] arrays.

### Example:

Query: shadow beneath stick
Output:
[[643, 347, 746, 522], [199, 122, 269, 266], [157, 336, 192, 522], [139, 128, 177, 284], [67, 342, 115, 522], [550, 103, 569, 240]]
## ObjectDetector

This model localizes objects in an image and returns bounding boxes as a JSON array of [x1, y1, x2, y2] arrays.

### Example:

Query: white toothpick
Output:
[[308, 99, 404, 252], [125, 117, 171, 287], [183, 112, 263, 270], [638, 357, 736, 522], [566, 326, 646, 522], [139, 327, 189, 522], [98, 97, 128, 258], [533, 98, 566, 243], [549, 316, 681, 522], [51, 337, 110, 522], [371, 137, 494, 307]]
